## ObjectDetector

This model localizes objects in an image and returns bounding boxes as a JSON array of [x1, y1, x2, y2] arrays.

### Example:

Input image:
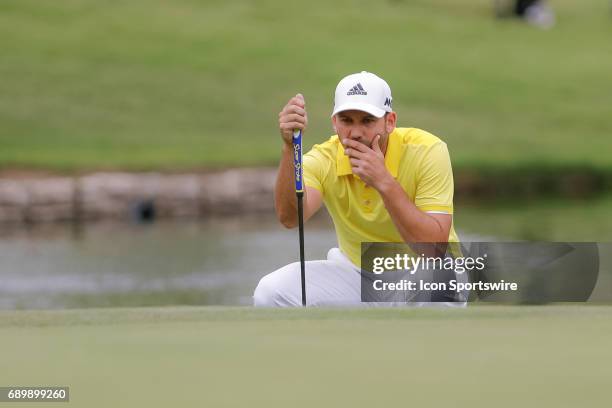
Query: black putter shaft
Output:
[[292, 128, 306, 307], [297, 191, 306, 306]]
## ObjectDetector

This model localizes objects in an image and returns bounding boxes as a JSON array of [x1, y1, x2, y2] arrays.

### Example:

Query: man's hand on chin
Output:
[[343, 135, 393, 191]]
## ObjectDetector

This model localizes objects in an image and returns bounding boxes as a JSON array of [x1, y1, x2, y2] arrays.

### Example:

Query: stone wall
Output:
[[1, 166, 607, 224], [0, 169, 277, 223]]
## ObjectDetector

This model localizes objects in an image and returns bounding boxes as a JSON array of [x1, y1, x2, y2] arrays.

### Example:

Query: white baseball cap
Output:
[[331, 71, 393, 118]]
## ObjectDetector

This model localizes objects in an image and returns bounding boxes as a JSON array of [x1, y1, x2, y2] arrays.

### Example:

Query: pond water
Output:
[[1, 196, 610, 309]]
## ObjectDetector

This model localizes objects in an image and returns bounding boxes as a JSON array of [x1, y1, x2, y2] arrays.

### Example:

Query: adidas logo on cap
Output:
[[347, 83, 367, 96]]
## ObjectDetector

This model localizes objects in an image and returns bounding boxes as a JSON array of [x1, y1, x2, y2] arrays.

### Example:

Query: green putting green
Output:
[[1, 306, 611, 407]]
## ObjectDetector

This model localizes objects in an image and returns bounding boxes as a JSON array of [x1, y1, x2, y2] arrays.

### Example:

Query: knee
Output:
[[253, 274, 279, 307], [253, 263, 301, 307]]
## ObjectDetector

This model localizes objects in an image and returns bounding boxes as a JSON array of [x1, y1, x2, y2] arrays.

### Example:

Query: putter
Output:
[[292, 129, 307, 306]]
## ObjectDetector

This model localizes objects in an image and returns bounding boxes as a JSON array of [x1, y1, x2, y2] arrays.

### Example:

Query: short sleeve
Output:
[[414, 142, 454, 214], [303, 145, 329, 194]]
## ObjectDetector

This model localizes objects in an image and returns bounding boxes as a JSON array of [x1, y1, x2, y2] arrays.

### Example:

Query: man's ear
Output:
[[385, 112, 397, 133], [331, 115, 338, 133]]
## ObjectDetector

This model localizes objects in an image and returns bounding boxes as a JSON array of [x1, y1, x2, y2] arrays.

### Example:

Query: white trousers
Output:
[[253, 248, 466, 308]]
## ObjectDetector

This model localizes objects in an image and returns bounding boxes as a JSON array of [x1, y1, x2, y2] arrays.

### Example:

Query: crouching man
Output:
[[254, 71, 461, 307]]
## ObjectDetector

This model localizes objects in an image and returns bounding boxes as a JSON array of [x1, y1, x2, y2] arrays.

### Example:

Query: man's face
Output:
[[333, 110, 396, 152]]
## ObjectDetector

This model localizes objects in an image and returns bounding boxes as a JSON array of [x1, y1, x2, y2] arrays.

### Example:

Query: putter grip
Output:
[[292, 129, 303, 193]]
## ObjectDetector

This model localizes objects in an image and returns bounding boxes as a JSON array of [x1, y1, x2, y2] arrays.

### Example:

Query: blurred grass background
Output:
[[0, 0, 610, 171], [458, 195, 612, 240]]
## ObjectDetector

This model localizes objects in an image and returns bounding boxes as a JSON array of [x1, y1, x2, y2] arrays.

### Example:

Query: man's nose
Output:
[[347, 128, 363, 140]]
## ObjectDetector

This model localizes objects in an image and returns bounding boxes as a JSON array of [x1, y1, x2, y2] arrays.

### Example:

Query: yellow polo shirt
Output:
[[303, 127, 459, 267]]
